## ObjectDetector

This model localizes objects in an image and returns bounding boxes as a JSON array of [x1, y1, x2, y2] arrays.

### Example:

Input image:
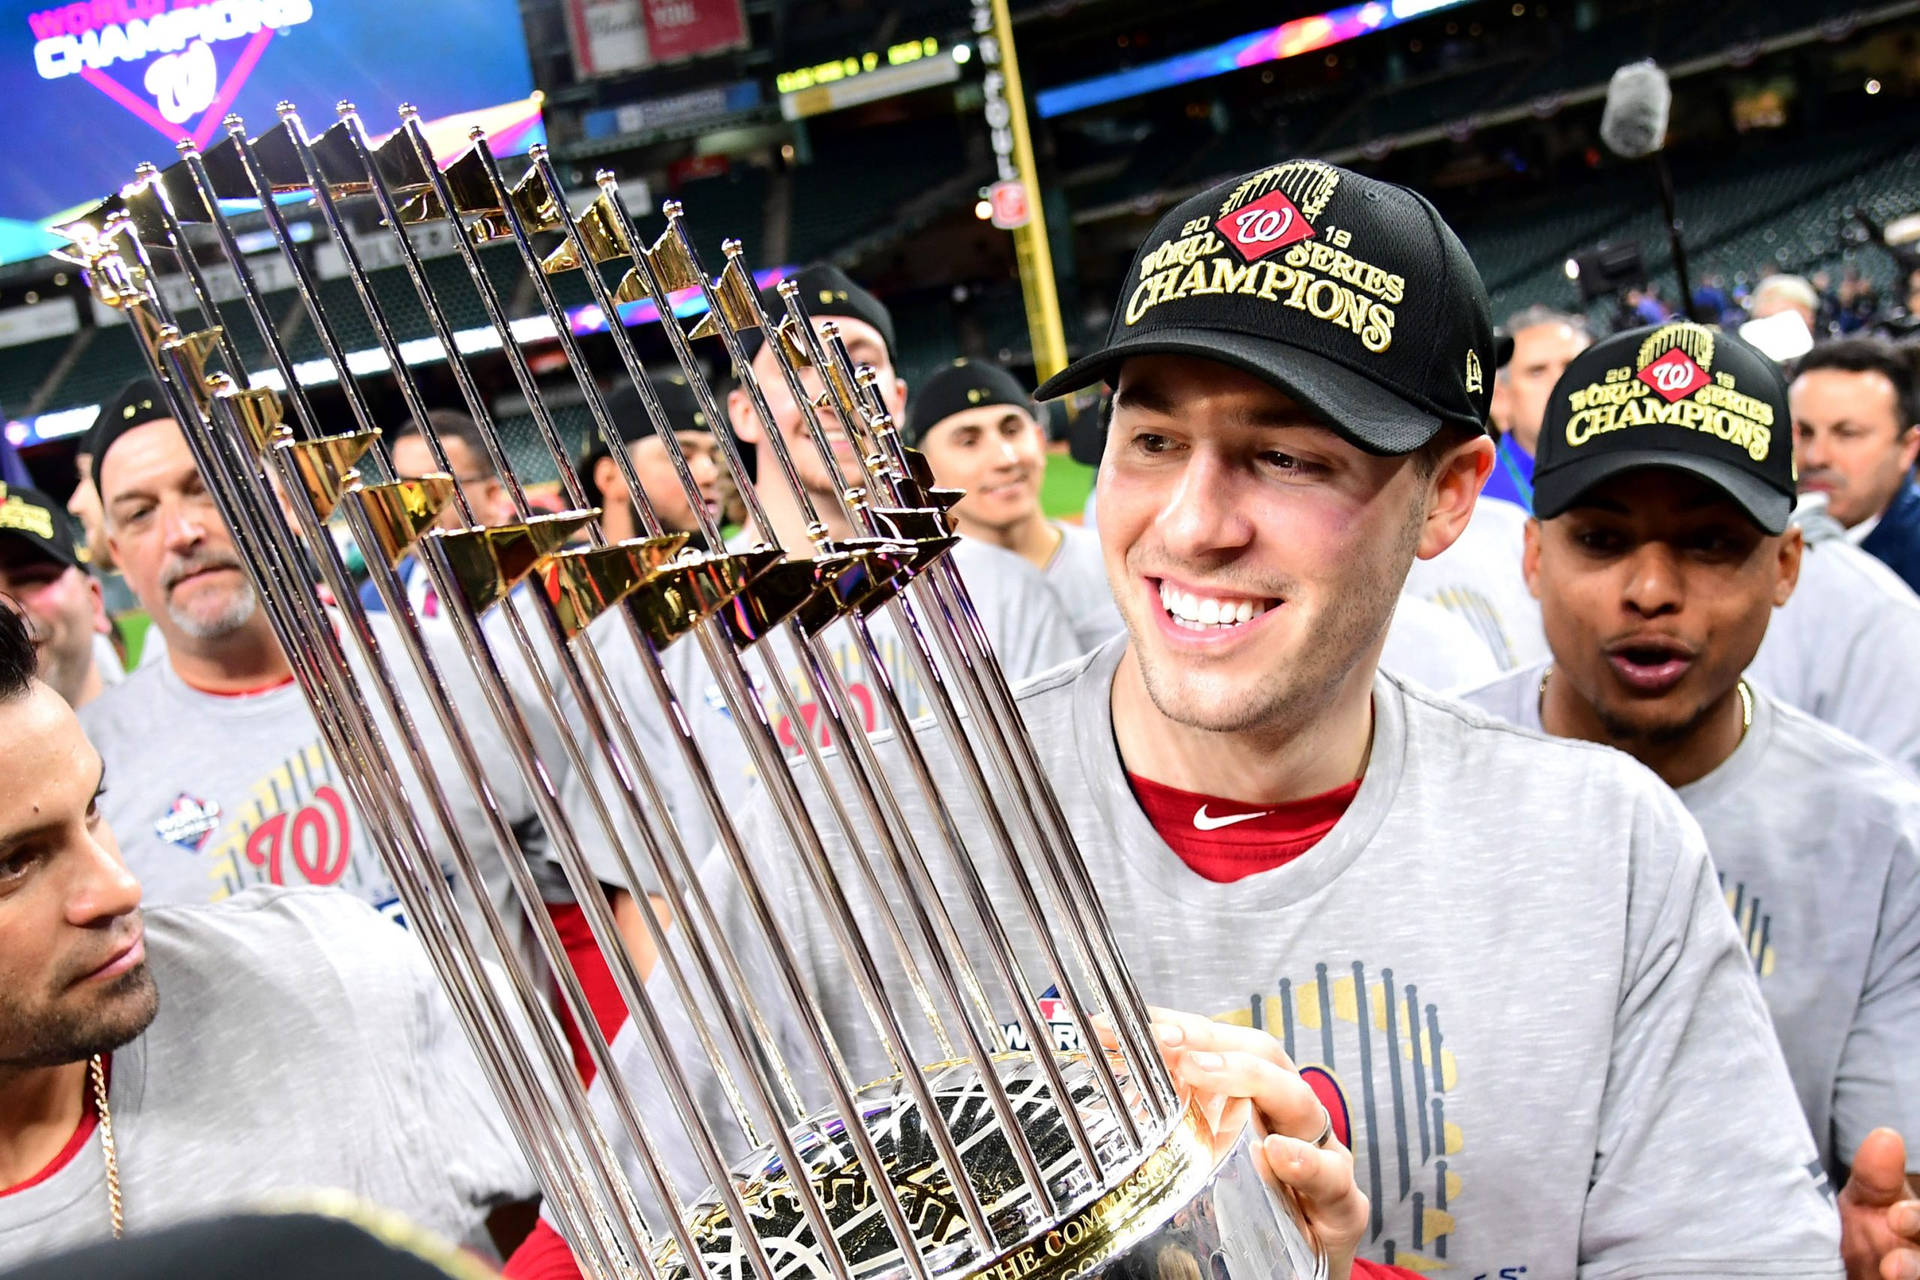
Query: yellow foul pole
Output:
[[974, 0, 1069, 381]]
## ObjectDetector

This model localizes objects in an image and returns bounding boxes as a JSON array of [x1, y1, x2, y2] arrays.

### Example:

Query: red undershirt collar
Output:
[[0, 1055, 110, 1199], [179, 673, 297, 698], [1127, 772, 1361, 883]]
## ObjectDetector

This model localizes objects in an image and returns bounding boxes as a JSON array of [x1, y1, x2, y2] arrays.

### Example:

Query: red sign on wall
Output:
[[643, 0, 747, 64], [567, 0, 746, 75]]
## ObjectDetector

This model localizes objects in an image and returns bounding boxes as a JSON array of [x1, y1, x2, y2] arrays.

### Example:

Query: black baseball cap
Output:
[[1035, 159, 1494, 454], [902, 359, 1034, 446], [86, 377, 173, 469], [577, 373, 713, 502], [0, 1208, 501, 1280], [0, 484, 84, 570], [740, 263, 897, 367], [1533, 321, 1794, 534]]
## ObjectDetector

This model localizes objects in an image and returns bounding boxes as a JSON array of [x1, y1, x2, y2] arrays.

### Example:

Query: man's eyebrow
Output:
[[0, 758, 97, 861], [1111, 382, 1175, 415], [106, 484, 159, 510], [1568, 495, 1632, 515]]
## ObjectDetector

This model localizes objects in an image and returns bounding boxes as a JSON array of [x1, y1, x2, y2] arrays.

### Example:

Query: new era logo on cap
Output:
[[1216, 188, 1316, 262], [1638, 347, 1710, 403]]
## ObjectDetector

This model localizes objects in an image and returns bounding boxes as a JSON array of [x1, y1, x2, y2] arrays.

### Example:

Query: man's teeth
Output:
[[1158, 582, 1267, 629]]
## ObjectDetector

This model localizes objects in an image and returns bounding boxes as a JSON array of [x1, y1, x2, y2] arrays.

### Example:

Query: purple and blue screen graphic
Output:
[[0, 0, 544, 262], [1034, 0, 1473, 119], [566, 264, 795, 337]]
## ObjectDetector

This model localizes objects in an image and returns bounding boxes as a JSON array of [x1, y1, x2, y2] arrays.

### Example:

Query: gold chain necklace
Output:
[[1538, 667, 1753, 735], [88, 1055, 123, 1239]]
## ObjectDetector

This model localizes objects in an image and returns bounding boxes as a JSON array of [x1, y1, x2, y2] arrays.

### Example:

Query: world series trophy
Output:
[[55, 100, 1326, 1280]]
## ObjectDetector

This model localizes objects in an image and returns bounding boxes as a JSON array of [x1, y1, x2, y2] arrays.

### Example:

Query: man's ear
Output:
[[1415, 433, 1494, 561], [728, 385, 762, 445], [1489, 373, 1513, 437], [1898, 424, 1920, 475], [87, 576, 110, 636], [890, 375, 909, 421], [592, 454, 625, 501], [1522, 518, 1543, 600], [1774, 523, 1804, 608]]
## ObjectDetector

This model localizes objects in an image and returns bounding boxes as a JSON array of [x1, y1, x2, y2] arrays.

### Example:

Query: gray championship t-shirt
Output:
[[557, 537, 1081, 885], [1039, 521, 1124, 654], [79, 608, 565, 965], [579, 641, 1838, 1277], [1401, 495, 1549, 671], [0, 887, 536, 1264], [1462, 664, 1920, 1181], [1748, 531, 1920, 780]]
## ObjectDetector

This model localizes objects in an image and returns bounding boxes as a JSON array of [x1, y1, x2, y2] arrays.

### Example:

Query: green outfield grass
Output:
[[1043, 448, 1096, 521]]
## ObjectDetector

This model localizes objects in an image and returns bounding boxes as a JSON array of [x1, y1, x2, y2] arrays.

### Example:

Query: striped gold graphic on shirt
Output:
[[1217, 961, 1461, 1272], [1722, 876, 1778, 978]]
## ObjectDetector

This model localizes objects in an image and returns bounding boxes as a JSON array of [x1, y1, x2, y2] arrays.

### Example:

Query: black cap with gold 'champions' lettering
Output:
[[1034, 160, 1494, 454], [1534, 322, 1795, 534]]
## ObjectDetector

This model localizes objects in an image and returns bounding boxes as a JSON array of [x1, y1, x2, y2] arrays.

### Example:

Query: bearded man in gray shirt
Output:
[[1459, 321, 1920, 1279], [550, 163, 1843, 1279], [0, 602, 537, 1265]]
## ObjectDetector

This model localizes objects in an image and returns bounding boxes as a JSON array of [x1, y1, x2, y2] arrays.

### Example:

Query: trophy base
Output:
[[656, 1054, 1324, 1280]]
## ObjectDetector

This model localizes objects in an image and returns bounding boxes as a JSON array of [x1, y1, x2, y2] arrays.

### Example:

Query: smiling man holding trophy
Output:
[[32, 85, 1847, 1280]]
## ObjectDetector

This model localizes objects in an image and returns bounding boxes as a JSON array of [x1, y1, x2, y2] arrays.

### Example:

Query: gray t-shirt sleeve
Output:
[[952, 540, 1082, 679], [1582, 782, 1837, 1275], [1749, 541, 1920, 780], [351, 904, 544, 1215], [1834, 827, 1920, 1171]]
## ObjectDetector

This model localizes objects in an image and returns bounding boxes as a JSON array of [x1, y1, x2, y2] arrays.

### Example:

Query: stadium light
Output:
[[1565, 258, 1580, 280], [1866, 79, 1882, 95], [1034, 0, 1474, 118], [953, 43, 972, 64]]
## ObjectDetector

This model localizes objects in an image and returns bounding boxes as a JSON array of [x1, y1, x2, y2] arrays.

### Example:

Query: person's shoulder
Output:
[[77, 659, 173, 733], [1010, 642, 1105, 704], [146, 883, 389, 943], [1797, 536, 1920, 610], [1392, 671, 1665, 788], [1055, 520, 1101, 557], [1468, 494, 1531, 534], [1451, 663, 1540, 722], [953, 537, 1046, 583], [1766, 695, 1920, 805], [144, 886, 406, 992]]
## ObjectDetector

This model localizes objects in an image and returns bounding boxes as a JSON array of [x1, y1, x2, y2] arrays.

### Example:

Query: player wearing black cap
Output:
[[554, 264, 1080, 875], [1461, 321, 1920, 1279], [0, 484, 111, 708], [541, 162, 1839, 1279], [576, 375, 723, 547], [905, 358, 1122, 651]]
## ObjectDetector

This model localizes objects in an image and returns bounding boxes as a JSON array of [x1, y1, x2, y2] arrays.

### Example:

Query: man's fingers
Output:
[[1883, 1245, 1920, 1280], [1147, 1007, 1299, 1069], [1172, 1046, 1325, 1142], [1845, 1129, 1913, 1208], [1260, 1133, 1367, 1255]]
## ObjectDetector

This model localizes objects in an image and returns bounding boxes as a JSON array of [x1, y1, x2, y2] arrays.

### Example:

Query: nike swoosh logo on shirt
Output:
[[1192, 804, 1273, 831]]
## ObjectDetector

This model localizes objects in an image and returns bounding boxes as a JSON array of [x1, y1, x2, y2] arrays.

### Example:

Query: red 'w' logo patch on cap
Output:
[[1638, 348, 1710, 403], [1216, 189, 1317, 262]]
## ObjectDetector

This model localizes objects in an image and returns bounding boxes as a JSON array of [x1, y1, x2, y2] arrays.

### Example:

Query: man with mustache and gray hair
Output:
[[75, 381, 431, 919]]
